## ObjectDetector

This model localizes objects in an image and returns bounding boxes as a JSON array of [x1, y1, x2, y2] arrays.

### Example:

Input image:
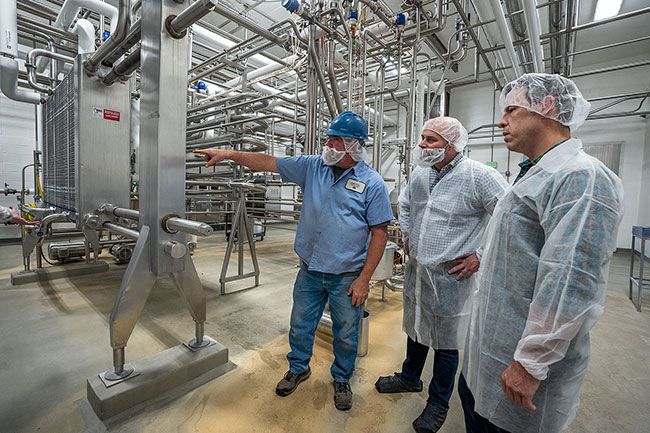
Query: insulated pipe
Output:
[[521, 0, 544, 72], [487, 0, 523, 78], [0, 0, 46, 103], [84, 0, 129, 74], [1, 0, 19, 57], [56, 0, 119, 33], [71, 18, 96, 54], [36, 0, 119, 72], [0, 58, 42, 104]]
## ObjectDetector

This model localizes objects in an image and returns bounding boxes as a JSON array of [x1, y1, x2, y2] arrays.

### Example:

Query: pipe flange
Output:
[[165, 15, 187, 39], [161, 213, 180, 233]]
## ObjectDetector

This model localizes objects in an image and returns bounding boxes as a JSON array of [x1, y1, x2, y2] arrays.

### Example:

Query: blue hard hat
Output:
[[325, 111, 368, 140]]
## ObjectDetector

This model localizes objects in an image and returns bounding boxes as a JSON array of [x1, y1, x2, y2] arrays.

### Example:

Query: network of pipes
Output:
[[1, 0, 648, 422]]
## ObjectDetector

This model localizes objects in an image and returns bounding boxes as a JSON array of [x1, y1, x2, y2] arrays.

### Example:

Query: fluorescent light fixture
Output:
[[594, 0, 623, 21]]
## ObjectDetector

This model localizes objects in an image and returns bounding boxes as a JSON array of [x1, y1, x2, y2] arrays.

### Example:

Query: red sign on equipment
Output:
[[103, 109, 121, 121]]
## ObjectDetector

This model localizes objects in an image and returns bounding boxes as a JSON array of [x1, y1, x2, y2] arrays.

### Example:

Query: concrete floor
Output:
[[0, 226, 648, 433]]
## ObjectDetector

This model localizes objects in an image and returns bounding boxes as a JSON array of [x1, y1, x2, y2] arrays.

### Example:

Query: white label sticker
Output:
[[92, 107, 103, 118], [345, 179, 366, 194]]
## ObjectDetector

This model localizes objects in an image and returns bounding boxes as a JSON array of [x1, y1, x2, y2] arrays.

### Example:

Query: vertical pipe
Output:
[[375, 67, 385, 173], [486, 0, 523, 77], [521, 0, 544, 72], [305, 23, 317, 155], [327, 39, 343, 114], [403, 8, 420, 180], [360, 32, 367, 116], [347, 32, 354, 110]]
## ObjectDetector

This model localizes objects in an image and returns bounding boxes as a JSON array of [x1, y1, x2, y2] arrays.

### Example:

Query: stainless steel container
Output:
[[371, 241, 397, 281]]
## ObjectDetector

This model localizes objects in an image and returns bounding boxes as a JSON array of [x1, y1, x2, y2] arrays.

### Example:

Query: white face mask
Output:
[[322, 146, 347, 166], [415, 147, 446, 167]]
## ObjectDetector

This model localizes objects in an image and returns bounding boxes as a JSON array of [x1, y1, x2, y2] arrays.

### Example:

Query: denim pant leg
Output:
[[327, 273, 363, 382], [400, 336, 429, 383], [287, 268, 328, 374], [427, 349, 459, 409], [458, 374, 511, 433]]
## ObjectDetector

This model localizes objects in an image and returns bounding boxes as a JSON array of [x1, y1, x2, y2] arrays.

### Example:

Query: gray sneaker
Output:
[[275, 368, 311, 397], [333, 381, 353, 411]]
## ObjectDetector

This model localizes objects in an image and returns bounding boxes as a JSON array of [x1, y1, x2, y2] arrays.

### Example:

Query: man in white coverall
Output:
[[459, 73, 625, 433], [375, 117, 508, 433]]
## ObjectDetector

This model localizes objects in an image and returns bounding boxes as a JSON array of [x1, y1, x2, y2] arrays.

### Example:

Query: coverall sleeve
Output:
[[477, 167, 508, 215], [513, 170, 623, 380], [397, 179, 412, 242]]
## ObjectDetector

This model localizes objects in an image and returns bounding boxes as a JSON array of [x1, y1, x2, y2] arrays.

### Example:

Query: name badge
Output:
[[345, 179, 366, 194]]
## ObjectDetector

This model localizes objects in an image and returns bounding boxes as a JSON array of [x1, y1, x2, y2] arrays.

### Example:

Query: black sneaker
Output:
[[375, 372, 423, 393], [412, 403, 448, 433], [333, 381, 353, 411], [275, 368, 311, 397]]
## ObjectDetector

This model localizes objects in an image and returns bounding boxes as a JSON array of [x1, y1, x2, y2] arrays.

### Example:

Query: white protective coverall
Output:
[[399, 158, 507, 349], [463, 138, 624, 433]]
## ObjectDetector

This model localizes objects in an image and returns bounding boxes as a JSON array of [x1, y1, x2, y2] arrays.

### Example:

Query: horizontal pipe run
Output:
[[18, 15, 78, 43], [165, 217, 213, 237], [112, 207, 140, 220], [211, 3, 285, 47], [570, 60, 650, 78], [103, 223, 140, 240], [102, 48, 140, 84], [169, 0, 216, 36]]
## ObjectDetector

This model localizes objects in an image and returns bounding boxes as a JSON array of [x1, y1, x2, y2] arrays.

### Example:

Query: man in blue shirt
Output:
[[196, 111, 393, 411]]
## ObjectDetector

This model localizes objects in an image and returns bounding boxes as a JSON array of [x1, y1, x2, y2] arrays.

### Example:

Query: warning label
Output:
[[103, 109, 121, 122]]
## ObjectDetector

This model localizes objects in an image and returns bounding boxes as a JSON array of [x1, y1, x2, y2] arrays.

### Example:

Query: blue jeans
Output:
[[458, 374, 511, 433], [287, 266, 364, 382], [399, 336, 459, 408]]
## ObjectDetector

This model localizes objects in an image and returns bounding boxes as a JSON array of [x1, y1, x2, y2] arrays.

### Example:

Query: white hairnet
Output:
[[422, 117, 468, 152], [499, 73, 591, 131]]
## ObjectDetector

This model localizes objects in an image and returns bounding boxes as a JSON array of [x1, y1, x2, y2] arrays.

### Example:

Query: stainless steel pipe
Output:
[[165, 217, 213, 237], [104, 223, 139, 240]]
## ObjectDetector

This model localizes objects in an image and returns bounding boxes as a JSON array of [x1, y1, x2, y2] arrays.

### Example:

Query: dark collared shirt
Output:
[[514, 139, 568, 184]]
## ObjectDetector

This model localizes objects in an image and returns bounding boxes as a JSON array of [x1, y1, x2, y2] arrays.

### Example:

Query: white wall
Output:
[[0, 93, 36, 239], [449, 54, 650, 249]]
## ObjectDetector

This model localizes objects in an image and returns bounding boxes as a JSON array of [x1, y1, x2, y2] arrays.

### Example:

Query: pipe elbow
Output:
[[0, 57, 42, 104]]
